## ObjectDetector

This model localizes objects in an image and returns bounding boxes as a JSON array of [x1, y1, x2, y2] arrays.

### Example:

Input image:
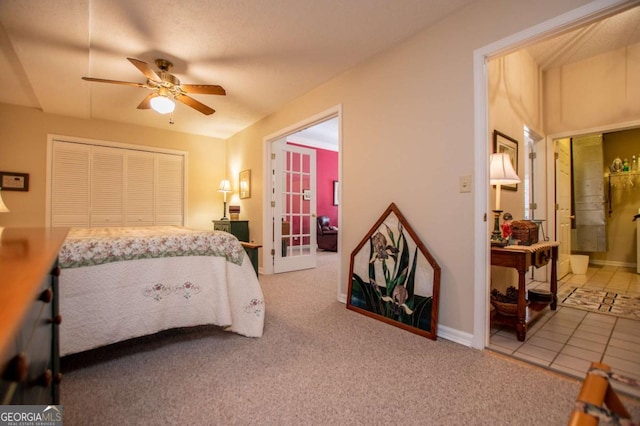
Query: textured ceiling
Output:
[[0, 0, 475, 139], [526, 5, 640, 70]]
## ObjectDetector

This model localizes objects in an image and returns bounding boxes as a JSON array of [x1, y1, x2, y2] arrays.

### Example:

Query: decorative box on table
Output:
[[510, 220, 538, 246]]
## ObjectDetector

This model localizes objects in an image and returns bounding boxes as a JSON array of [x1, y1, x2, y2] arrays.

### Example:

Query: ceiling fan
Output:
[[82, 58, 226, 115]]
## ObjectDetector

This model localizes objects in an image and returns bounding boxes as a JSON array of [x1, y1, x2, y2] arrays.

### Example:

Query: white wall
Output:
[[0, 103, 227, 230], [228, 0, 595, 338], [544, 42, 640, 133], [489, 50, 543, 218], [488, 50, 543, 292]]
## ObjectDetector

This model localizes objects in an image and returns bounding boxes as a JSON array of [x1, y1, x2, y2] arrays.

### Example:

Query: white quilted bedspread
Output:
[[59, 227, 264, 355]]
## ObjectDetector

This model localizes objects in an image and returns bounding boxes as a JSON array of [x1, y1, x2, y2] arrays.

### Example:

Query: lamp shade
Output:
[[489, 153, 520, 185], [150, 95, 175, 114], [218, 180, 231, 193], [0, 188, 9, 213]]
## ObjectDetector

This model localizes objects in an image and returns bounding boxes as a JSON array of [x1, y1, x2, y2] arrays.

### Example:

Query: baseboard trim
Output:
[[337, 295, 474, 347], [437, 325, 474, 347], [588, 259, 637, 269]]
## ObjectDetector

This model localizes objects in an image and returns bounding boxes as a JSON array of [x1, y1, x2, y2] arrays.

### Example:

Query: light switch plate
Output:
[[460, 175, 472, 193]]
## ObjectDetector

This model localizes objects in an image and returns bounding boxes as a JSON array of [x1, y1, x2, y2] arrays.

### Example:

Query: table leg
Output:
[[550, 246, 558, 310], [516, 269, 527, 341]]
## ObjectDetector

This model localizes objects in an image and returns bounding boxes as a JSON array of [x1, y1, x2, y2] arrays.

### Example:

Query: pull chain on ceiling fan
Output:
[[82, 58, 226, 116]]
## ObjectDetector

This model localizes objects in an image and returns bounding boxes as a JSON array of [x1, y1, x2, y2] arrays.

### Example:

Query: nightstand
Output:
[[212, 220, 249, 242]]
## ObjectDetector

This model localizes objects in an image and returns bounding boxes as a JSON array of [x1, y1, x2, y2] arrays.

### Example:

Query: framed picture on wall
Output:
[[239, 169, 251, 199], [493, 130, 518, 191], [333, 180, 339, 206]]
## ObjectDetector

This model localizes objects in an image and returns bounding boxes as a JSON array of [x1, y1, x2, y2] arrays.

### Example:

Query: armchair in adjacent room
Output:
[[317, 215, 338, 252]]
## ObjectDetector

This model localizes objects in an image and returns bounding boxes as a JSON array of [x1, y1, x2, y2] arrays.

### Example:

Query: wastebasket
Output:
[[570, 255, 589, 275]]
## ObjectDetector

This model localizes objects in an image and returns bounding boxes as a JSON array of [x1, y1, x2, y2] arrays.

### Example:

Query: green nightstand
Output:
[[212, 220, 249, 242]]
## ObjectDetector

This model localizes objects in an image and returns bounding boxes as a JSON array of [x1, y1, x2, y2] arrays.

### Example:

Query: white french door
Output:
[[272, 142, 317, 273]]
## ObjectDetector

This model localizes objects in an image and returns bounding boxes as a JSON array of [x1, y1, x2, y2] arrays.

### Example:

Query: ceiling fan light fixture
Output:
[[150, 95, 175, 114]]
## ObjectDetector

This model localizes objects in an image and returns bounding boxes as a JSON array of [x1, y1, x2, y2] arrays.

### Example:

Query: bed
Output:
[[58, 226, 265, 356]]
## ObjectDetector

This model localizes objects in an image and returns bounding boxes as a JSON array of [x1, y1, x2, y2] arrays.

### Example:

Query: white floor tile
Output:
[[552, 353, 592, 372], [489, 334, 522, 353], [526, 335, 565, 352], [511, 351, 551, 367], [572, 329, 609, 344], [566, 336, 606, 353], [576, 323, 613, 337], [604, 345, 640, 364], [611, 330, 640, 343], [489, 264, 640, 386], [549, 362, 588, 380], [515, 343, 558, 362], [602, 355, 640, 379], [608, 337, 640, 353], [561, 345, 602, 362]]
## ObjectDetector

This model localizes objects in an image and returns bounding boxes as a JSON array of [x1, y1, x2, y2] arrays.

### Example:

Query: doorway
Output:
[[473, 0, 635, 349], [550, 125, 640, 275], [262, 106, 342, 280]]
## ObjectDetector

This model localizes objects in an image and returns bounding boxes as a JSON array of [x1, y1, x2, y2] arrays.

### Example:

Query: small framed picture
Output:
[[239, 169, 251, 199], [303, 189, 311, 201], [333, 181, 339, 206], [0, 171, 29, 191]]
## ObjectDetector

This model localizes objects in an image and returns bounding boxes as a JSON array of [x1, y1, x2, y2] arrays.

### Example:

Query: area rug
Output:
[[559, 287, 640, 320]]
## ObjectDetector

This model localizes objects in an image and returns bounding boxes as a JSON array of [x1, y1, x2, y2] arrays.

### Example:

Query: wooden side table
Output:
[[240, 242, 261, 277], [490, 241, 559, 341]]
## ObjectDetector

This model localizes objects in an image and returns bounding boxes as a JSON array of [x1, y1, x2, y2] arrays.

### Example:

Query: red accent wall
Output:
[[288, 142, 338, 227]]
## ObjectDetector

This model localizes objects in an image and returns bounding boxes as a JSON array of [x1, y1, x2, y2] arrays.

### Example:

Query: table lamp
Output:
[[0, 187, 9, 240], [489, 152, 520, 245], [218, 180, 231, 220], [0, 188, 9, 214]]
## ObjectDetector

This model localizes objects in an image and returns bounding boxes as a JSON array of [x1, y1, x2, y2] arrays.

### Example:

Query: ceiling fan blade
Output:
[[82, 77, 146, 88], [180, 84, 226, 96], [127, 57, 161, 81], [175, 94, 215, 115], [137, 93, 157, 109]]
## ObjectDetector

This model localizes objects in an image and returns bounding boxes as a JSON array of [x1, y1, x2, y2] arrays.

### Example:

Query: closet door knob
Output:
[[48, 315, 62, 325], [1, 353, 29, 382], [39, 288, 53, 303], [31, 369, 52, 388]]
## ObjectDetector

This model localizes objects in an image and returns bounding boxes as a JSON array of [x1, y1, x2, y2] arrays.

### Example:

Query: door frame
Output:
[[545, 119, 640, 267], [261, 105, 342, 279], [472, 0, 633, 349]]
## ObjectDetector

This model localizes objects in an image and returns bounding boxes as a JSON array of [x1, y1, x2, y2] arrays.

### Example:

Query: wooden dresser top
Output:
[[0, 227, 69, 354]]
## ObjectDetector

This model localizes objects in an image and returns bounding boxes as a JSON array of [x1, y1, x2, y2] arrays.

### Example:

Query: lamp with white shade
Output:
[[0, 188, 9, 214], [489, 152, 520, 244], [218, 180, 232, 220], [0, 187, 9, 240]]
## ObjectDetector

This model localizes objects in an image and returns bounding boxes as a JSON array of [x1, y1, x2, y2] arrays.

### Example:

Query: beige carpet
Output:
[[60, 252, 640, 425]]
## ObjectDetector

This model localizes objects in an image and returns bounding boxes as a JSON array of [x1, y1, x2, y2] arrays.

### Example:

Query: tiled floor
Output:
[[488, 265, 640, 398]]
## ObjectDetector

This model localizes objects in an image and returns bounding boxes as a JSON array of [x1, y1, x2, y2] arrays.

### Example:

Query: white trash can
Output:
[[570, 255, 589, 275]]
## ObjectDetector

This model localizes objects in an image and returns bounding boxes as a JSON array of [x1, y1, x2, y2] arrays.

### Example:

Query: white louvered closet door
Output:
[[50, 139, 185, 228], [155, 153, 184, 225], [125, 150, 155, 226], [90, 146, 124, 226], [51, 142, 90, 227]]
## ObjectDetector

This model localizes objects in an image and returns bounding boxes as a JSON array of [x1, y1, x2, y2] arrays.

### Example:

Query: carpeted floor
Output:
[[60, 252, 640, 425], [560, 287, 640, 320]]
